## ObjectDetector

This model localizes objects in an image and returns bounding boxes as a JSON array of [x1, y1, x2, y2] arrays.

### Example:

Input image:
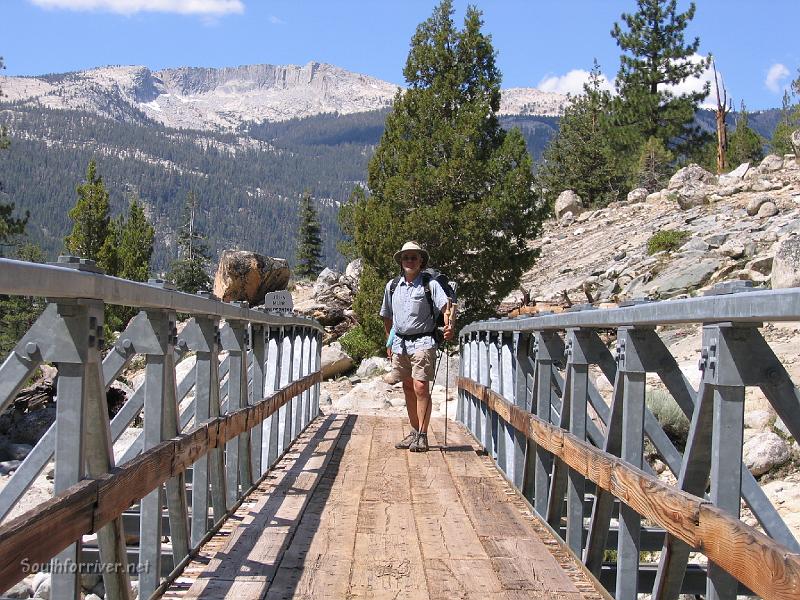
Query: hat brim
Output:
[[394, 249, 429, 268]]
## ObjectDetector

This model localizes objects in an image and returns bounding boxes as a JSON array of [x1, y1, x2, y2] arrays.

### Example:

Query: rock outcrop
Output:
[[293, 262, 360, 341], [212, 250, 289, 305], [515, 152, 800, 308], [555, 190, 583, 218]]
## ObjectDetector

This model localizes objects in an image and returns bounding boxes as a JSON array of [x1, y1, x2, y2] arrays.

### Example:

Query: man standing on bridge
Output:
[[380, 241, 453, 452]]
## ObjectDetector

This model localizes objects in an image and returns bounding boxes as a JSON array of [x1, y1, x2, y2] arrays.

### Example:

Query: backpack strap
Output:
[[421, 272, 436, 319], [389, 275, 402, 297]]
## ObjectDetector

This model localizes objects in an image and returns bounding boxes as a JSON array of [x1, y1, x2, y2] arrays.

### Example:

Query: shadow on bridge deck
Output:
[[162, 414, 608, 599]]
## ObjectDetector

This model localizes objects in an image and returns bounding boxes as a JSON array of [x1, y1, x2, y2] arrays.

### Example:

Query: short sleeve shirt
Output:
[[379, 274, 449, 355]]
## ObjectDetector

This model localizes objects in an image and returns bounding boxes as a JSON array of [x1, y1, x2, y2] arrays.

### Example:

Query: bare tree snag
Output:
[[712, 59, 731, 174]]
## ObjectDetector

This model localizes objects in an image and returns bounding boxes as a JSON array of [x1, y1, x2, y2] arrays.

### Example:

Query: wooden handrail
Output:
[[458, 376, 800, 600], [0, 371, 321, 590]]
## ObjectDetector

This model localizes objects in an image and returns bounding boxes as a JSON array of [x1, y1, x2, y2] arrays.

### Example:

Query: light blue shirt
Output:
[[379, 274, 448, 355]]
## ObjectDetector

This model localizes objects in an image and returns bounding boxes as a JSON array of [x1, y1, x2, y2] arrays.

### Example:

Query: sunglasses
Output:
[[401, 255, 420, 261]]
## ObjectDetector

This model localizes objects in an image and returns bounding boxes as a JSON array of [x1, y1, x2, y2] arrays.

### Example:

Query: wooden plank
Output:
[[0, 479, 97, 591], [434, 420, 607, 599], [698, 504, 800, 600], [609, 461, 701, 548], [167, 414, 344, 598], [94, 441, 174, 526], [348, 418, 427, 599], [265, 415, 371, 599]]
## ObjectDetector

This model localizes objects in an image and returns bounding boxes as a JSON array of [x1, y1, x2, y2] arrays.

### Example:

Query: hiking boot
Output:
[[410, 432, 429, 452], [395, 430, 418, 449]]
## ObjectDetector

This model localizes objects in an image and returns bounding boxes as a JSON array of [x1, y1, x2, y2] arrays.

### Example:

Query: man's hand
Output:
[[443, 323, 454, 341], [387, 346, 393, 358]]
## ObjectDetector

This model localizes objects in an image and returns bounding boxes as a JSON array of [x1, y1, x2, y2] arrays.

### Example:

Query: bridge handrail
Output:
[[457, 285, 800, 600], [0, 258, 323, 330], [461, 286, 800, 332], [0, 257, 324, 599], [458, 376, 800, 600], [0, 372, 319, 592]]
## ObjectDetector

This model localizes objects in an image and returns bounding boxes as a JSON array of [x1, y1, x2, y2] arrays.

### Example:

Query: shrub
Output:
[[338, 325, 384, 364], [646, 389, 690, 450], [646, 229, 690, 255]]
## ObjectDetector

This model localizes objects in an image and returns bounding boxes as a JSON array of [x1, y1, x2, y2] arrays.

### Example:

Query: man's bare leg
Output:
[[413, 379, 432, 433], [402, 378, 420, 431]]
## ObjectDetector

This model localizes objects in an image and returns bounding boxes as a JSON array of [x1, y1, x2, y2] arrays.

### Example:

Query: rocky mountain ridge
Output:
[[0, 62, 567, 131]]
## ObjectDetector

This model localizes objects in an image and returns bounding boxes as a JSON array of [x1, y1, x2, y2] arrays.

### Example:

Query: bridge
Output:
[[0, 257, 799, 600]]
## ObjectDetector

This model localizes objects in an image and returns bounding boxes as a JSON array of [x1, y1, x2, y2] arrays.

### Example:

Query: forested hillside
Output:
[[0, 103, 562, 270], [0, 100, 781, 271]]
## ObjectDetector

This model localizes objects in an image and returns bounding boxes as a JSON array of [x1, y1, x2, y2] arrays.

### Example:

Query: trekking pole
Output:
[[444, 344, 449, 450]]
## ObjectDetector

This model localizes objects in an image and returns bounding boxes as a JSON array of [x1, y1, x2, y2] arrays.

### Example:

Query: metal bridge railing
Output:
[[457, 283, 800, 600], [0, 257, 324, 600]]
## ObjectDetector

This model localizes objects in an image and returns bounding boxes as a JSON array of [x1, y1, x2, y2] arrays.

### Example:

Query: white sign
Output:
[[264, 291, 293, 313]]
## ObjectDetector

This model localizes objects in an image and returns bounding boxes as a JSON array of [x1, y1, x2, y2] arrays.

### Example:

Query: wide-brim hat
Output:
[[394, 241, 429, 268]]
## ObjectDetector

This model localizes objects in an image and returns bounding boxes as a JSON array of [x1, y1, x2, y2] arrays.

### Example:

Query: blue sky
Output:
[[1, 0, 798, 111]]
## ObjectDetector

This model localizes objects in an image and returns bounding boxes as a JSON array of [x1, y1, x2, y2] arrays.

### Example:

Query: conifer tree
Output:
[[295, 192, 324, 279], [341, 0, 544, 353], [168, 191, 212, 293], [64, 160, 111, 263], [770, 88, 799, 156], [0, 56, 28, 252], [118, 198, 155, 282], [636, 136, 674, 191], [611, 0, 710, 157], [727, 102, 765, 166], [0, 244, 46, 355], [536, 62, 625, 208]]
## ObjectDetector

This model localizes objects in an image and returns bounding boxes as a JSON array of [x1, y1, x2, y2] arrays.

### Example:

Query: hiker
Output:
[[380, 241, 454, 452]]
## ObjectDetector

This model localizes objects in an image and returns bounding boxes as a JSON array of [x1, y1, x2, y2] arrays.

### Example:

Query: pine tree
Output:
[[340, 0, 544, 352], [0, 243, 46, 355], [64, 160, 111, 264], [727, 102, 765, 166], [536, 62, 626, 208], [118, 197, 155, 282], [168, 191, 212, 294], [0, 56, 28, 253], [295, 192, 324, 279], [636, 136, 675, 191], [770, 88, 799, 156], [611, 0, 711, 157]]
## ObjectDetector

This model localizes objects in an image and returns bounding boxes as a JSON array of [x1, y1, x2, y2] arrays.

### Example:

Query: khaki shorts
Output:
[[391, 348, 437, 382]]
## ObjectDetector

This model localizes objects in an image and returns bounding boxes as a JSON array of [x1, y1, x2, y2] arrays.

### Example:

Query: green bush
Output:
[[646, 229, 690, 255], [339, 325, 384, 364], [646, 389, 690, 450]]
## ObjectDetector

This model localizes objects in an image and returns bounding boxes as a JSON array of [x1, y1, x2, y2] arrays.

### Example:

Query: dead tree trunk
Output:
[[713, 60, 730, 174]]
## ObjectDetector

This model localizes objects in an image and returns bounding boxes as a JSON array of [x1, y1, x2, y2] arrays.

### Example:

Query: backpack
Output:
[[390, 268, 457, 327]]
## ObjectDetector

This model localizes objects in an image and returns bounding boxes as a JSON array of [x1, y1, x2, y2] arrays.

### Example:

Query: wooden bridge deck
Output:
[[162, 414, 608, 600]]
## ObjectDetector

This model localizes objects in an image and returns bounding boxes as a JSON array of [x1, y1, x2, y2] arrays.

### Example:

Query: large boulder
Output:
[[666, 164, 717, 210], [743, 431, 790, 476], [759, 154, 784, 173], [321, 342, 354, 379], [555, 190, 583, 218], [771, 236, 800, 289], [212, 250, 289, 304], [668, 163, 717, 190], [345, 259, 363, 282], [626, 187, 649, 204], [718, 162, 750, 187], [791, 129, 800, 161]]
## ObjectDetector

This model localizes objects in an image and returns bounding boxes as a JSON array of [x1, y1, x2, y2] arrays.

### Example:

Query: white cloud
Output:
[[269, 15, 284, 25], [29, 0, 244, 16], [765, 63, 790, 93], [536, 69, 613, 96], [662, 54, 718, 108]]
